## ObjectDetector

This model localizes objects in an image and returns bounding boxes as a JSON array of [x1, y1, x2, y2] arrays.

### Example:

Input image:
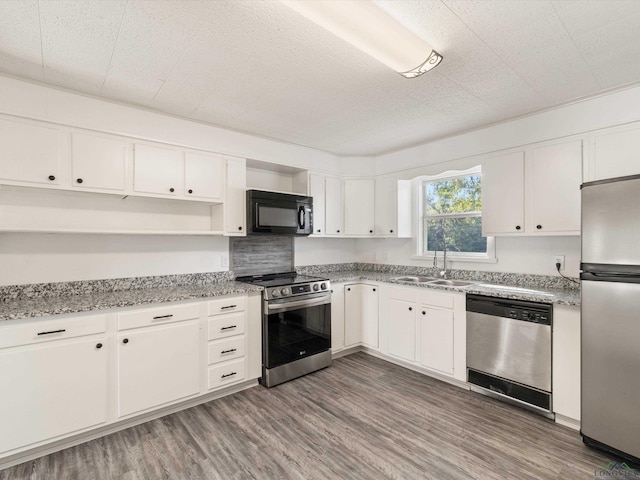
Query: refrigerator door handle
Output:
[[581, 271, 640, 283]]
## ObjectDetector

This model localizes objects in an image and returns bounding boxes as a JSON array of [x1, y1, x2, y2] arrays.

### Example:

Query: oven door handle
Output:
[[267, 295, 330, 313]]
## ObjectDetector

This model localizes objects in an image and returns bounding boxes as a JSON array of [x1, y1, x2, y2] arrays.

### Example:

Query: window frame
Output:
[[411, 166, 496, 263]]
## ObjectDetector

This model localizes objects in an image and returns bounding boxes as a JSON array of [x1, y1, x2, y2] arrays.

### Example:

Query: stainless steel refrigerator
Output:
[[581, 174, 640, 463]]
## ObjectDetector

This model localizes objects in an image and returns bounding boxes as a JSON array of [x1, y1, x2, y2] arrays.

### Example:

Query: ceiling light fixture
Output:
[[280, 0, 442, 78]]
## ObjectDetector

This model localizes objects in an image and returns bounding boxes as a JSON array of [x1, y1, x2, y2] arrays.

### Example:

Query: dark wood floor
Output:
[[1, 352, 610, 479]]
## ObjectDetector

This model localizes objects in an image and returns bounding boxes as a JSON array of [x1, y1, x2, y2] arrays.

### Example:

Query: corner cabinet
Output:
[[344, 179, 375, 236], [344, 283, 379, 348], [224, 157, 247, 235], [482, 138, 582, 236]]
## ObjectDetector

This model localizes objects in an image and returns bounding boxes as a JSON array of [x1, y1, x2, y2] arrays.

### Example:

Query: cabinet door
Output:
[[361, 284, 379, 348], [0, 338, 107, 454], [552, 305, 581, 421], [344, 179, 375, 235], [325, 176, 343, 235], [133, 143, 181, 196], [0, 117, 61, 186], [375, 176, 396, 236], [184, 152, 224, 201], [387, 298, 416, 361], [330, 283, 345, 352], [71, 132, 127, 192], [482, 151, 525, 235], [118, 321, 200, 417], [224, 157, 246, 235], [419, 307, 454, 375], [309, 173, 326, 235], [592, 125, 640, 181], [344, 284, 362, 347], [529, 140, 582, 234]]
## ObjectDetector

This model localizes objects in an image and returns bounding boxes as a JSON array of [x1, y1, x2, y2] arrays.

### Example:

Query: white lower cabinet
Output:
[[117, 320, 200, 417], [0, 293, 262, 466], [344, 283, 379, 348], [387, 298, 416, 361], [382, 286, 465, 381], [418, 306, 454, 375], [330, 283, 346, 353], [0, 315, 108, 455], [552, 305, 581, 423]]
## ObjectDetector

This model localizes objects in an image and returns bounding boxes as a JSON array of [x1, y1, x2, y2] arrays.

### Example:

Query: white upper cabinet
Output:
[[309, 173, 326, 235], [0, 117, 61, 186], [224, 157, 246, 235], [589, 123, 640, 181], [71, 132, 127, 192], [133, 144, 181, 197], [375, 175, 396, 236], [344, 178, 375, 235], [482, 151, 525, 235], [482, 140, 582, 236], [184, 152, 224, 201], [325, 175, 344, 236], [528, 140, 582, 234]]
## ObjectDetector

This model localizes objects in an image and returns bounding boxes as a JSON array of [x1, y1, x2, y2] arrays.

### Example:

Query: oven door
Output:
[[264, 294, 331, 369]]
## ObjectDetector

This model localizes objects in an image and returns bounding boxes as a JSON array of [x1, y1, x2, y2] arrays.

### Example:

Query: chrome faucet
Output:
[[432, 221, 448, 279]]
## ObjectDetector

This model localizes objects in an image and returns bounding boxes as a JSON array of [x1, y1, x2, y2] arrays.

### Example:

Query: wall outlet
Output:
[[553, 255, 565, 271]]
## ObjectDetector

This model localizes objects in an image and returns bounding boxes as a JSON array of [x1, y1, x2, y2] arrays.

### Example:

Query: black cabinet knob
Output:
[[347, 288, 351, 291], [409, 307, 413, 311], [337, 230, 340, 233], [390, 229, 394, 233], [373, 288, 376, 292], [536, 225, 542, 230], [515, 225, 521, 230], [238, 226, 243, 231], [188, 189, 193, 194], [169, 187, 175, 193], [422, 311, 426, 315], [76, 178, 83, 184], [48, 175, 56, 181], [369, 230, 373, 233], [96, 343, 103, 349], [122, 338, 129, 344], [317, 229, 321, 233]]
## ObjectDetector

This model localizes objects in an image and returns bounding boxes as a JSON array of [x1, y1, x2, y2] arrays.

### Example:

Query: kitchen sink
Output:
[[390, 276, 437, 283], [427, 279, 477, 287]]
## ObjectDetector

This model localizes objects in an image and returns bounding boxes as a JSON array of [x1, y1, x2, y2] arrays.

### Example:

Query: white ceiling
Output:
[[1, 0, 640, 156]]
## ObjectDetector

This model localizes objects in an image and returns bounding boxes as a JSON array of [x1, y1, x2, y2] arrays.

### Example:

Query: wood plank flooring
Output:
[[1, 352, 611, 479]]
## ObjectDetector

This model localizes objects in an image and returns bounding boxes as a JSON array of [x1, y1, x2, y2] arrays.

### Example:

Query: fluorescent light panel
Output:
[[281, 0, 442, 78]]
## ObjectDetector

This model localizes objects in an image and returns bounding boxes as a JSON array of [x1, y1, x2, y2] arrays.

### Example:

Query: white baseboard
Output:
[[555, 413, 581, 430]]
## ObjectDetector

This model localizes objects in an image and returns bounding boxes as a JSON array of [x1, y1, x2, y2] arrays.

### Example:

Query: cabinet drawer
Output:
[[0, 314, 106, 349], [208, 336, 245, 365], [208, 359, 246, 390], [118, 303, 200, 331], [416, 290, 454, 309], [207, 312, 246, 340], [207, 296, 246, 316]]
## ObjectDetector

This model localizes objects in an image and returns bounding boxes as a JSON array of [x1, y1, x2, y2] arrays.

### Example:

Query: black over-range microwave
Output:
[[246, 190, 313, 236]]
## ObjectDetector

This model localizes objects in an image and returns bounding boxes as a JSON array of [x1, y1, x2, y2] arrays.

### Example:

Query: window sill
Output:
[[410, 255, 498, 264]]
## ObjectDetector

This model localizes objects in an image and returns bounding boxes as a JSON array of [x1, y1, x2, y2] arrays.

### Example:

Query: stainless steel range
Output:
[[238, 273, 331, 387]]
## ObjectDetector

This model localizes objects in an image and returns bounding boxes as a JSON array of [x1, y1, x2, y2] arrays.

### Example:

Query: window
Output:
[[416, 167, 493, 260]]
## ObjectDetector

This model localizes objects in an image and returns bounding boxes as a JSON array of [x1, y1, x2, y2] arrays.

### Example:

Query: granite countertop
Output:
[[315, 270, 580, 307], [0, 281, 263, 322]]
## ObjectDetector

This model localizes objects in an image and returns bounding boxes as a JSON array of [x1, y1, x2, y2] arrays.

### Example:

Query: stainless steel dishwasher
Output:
[[466, 294, 553, 418]]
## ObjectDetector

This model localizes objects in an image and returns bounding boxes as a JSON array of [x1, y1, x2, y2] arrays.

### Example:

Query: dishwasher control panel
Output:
[[467, 294, 552, 326]]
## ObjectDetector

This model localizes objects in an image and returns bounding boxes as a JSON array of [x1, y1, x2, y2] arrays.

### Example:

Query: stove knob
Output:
[[271, 289, 280, 298], [320, 283, 327, 290], [281, 288, 290, 296], [313, 284, 320, 291]]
